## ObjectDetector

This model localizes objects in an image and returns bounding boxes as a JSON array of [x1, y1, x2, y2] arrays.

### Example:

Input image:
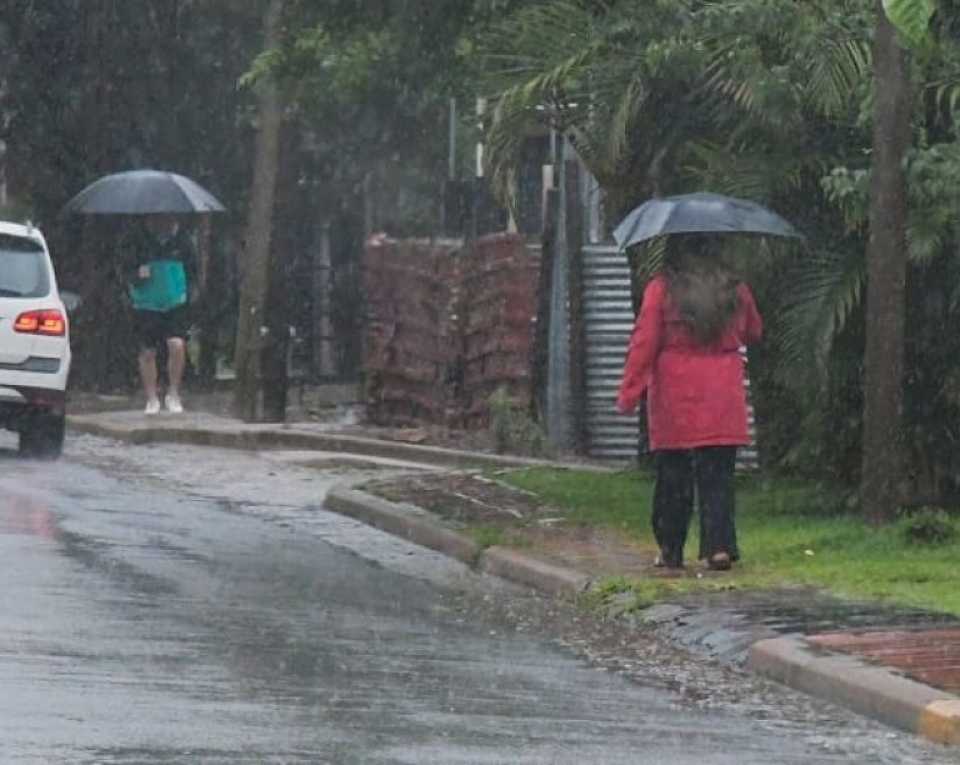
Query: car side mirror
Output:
[[61, 291, 82, 313]]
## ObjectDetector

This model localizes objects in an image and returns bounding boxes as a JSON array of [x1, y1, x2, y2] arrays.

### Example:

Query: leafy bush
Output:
[[488, 387, 549, 457], [897, 507, 958, 546]]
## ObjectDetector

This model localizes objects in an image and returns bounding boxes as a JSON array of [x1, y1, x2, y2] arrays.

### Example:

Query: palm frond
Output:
[[684, 139, 814, 201], [608, 77, 647, 168], [804, 38, 871, 117], [774, 250, 866, 387], [477, 0, 596, 95], [907, 205, 950, 265], [928, 79, 960, 121], [478, 1, 603, 203]]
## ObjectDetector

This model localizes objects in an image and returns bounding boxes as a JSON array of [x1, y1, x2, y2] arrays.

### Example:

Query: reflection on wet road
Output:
[[0, 435, 952, 763]]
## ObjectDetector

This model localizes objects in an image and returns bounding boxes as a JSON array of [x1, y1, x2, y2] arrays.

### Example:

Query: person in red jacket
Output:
[[616, 236, 763, 571]]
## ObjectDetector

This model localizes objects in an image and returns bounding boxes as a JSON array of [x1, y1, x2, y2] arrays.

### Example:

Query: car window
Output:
[[0, 234, 50, 298]]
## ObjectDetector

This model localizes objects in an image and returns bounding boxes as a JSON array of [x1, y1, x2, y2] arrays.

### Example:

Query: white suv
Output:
[[0, 221, 72, 457]]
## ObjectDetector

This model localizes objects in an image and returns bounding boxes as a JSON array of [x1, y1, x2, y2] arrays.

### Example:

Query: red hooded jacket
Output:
[[616, 274, 763, 451]]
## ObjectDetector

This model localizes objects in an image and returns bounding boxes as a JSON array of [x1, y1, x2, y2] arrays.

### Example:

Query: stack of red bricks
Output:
[[459, 233, 540, 427], [362, 236, 461, 426], [362, 233, 539, 428]]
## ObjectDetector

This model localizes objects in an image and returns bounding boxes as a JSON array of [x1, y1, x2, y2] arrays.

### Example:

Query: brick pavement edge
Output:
[[749, 636, 960, 745]]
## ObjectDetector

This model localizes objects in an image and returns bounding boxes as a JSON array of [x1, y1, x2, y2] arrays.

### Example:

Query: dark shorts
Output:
[[135, 306, 189, 351]]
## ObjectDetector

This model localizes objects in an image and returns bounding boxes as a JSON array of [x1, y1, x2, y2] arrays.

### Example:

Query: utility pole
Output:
[[546, 132, 574, 451], [313, 222, 336, 378]]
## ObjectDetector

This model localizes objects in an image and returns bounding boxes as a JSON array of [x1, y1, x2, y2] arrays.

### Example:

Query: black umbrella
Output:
[[613, 192, 802, 249], [62, 169, 226, 215]]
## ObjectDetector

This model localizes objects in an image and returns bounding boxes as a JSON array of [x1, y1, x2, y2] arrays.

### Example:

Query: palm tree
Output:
[[479, 0, 874, 212], [478, 0, 702, 217]]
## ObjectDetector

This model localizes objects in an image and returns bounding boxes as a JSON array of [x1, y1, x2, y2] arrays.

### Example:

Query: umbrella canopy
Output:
[[613, 192, 802, 249], [62, 169, 226, 215]]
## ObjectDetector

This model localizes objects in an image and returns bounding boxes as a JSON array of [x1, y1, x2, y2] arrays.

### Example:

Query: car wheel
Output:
[[19, 412, 66, 459]]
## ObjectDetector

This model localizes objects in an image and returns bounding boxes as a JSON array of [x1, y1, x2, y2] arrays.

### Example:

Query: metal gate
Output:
[[578, 243, 758, 467]]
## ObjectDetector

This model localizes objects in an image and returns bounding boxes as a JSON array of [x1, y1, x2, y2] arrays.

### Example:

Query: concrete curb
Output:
[[67, 415, 613, 473], [749, 635, 960, 745], [324, 487, 482, 566], [70, 414, 600, 594], [324, 487, 593, 598], [481, 546, 592, 597]]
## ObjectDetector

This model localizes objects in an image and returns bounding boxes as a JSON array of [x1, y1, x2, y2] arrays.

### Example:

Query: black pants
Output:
[[652, 447, 738, 567]]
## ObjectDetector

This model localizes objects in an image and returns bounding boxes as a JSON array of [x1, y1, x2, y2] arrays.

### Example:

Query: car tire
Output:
[[19, 412, 66, 459]]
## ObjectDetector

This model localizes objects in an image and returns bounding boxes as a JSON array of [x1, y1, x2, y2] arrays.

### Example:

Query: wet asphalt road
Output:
[[0, 434, 954, 764]]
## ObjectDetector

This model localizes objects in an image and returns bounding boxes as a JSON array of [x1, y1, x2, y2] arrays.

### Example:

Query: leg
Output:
[[138, 348, 159, 402], [161, 306, 189, 413], [695, 447, 739, 563], [163, 336, 186, 413], [138, 348, 160, 414], [135, 310, 163, 412], [653, 450, 695, 567], [166, 336, 186, 396]]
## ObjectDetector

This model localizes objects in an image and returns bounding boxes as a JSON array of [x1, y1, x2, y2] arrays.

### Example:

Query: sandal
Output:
[[707, 552, 732, 571], [654, 549, 684, 569]]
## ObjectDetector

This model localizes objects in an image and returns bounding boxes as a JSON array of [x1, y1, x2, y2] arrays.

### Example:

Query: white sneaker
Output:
[[164, 393, 184, 414], [144, 397, 161, 416]]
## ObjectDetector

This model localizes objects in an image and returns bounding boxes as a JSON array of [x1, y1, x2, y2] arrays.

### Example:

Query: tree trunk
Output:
[[861, 2, 913, 523], [232, 0, 284, 421], [261, 257, 289, 422], [261, 119, 300, 423]]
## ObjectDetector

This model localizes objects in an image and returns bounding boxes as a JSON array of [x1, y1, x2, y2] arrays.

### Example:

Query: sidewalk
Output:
[[66, 407, 960, 746], [68, 409, 610, 472]]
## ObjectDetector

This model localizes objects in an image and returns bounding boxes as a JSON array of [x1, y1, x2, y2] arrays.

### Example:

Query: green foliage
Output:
[[242, 1, 509, 236], [476, 0, 875, 215], [488, 387, 549, 457], [0, 1, 262, 225], [0, 0, 266, 389], [475, 0, 960, 503], [502, 467, 960, 615], [897, 507, 959, 545], [583, 576, 658, 614], [773, 250, 866, 383], [883, 0, 936, 49], [469, 525, 507, 549]]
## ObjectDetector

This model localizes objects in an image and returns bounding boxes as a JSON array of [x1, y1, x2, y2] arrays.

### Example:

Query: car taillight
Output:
[[14, 309, 66, 336]]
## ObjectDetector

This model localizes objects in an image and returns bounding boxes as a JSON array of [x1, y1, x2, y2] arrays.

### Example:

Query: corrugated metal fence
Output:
[[581, 244, 640, 460], [579, 243, 758, 468]]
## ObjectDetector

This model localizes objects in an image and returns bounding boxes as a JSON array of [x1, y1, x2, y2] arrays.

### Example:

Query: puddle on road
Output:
[[0, 487, 60, 541]]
